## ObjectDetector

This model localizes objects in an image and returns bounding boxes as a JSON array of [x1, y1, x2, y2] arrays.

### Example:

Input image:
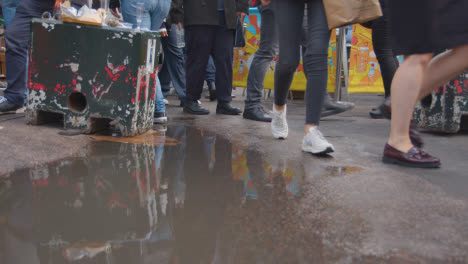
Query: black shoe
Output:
[[216, 102, 242, 115], [243, 107, 272, 122], [0, 97, 22, 114], [321, 93, 354, 117], [205, 82, 216, 101], [183, 100, 210, 115]]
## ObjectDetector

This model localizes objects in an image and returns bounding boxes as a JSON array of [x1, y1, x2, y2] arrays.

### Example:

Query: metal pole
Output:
[[334, 27, 346, 101]]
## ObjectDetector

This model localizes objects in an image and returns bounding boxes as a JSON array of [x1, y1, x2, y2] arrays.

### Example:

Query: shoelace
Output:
[[0, 97, 7, 104]]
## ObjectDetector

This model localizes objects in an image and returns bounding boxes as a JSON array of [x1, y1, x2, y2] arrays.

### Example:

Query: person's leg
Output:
[[418, 45, 468, 100], [148, 0, 170, 31], [158, 49, 173, 98], [300, 0, 334, 154], [1, 0, 54, 111], [273, 0, 303, 109], [154, 77, 167, 123], [184, 25, 213, 114], [387, 54, 433, 152], [269, 0, 303, 139], [244, 4, 278, 111], [302, 0, 331, 127], [372, 15, 398, 98], [160, 24, 187, 103], [2, 0, 21, 27], [212, 12, 233, 98], [205, 56, 216, 84]]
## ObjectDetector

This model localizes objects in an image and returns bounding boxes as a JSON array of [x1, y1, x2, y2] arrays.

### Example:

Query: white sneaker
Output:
[[271, 105, 288, 139], [302, 127, 335, 155]]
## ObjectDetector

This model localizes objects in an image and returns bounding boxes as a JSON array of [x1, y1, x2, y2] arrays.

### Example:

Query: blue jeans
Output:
[[159, 23, 186, 102], [4, 0, 55, 107], [0, 0, 21, 27], [245, 4, 279, 110], [121, 0, 170, 113], [155, 77, 165, 113], [205, 56, 216, 84]]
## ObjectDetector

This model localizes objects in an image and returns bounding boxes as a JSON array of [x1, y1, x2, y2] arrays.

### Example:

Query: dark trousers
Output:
[[371, 2, 399, 98], [185, 11, 234, 102], [4, 0, 54, 106]]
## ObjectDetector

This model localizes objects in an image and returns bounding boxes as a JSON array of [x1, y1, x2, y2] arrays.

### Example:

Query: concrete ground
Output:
[[1, 89, 468, 262]]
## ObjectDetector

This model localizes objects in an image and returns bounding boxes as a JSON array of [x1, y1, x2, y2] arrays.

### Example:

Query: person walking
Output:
[[179, 0, 249, 115], [121, 0, 171, 124], [265, 0, 335, 155], [0, 0, 55, 113], [382, 0, 468, 168], [158, 0, 187, 107]]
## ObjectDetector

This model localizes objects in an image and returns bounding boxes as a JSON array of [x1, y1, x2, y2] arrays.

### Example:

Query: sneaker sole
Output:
[[382, 156, 441, 168], [302, 145, 334, 155], [321, 106, 353, 118], [154, 117, 168, 124]]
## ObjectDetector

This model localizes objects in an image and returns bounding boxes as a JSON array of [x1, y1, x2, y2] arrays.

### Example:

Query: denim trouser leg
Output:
[[121, 0, 170, 30], [158, 59, 172, 97], [244, 4, 279, 110], [159, 24, 187, 102], [1, 0, 22, 27], [155, 77, 166, 113], [274, 0, 330, 125], [4, 0, 54, 107], [205, 56, 216, 84]]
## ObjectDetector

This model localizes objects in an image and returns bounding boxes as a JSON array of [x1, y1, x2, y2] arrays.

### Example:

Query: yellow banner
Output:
[[232, 9, 385, 94]]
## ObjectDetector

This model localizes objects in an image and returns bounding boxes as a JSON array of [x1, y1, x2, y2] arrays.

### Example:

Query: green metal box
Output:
[[26, 19, 160, 136]]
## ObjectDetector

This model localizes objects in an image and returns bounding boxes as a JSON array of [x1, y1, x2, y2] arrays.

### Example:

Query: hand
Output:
[[160, 30, 168, 37], [177, 22, 183, 31], [261, 0, 271, 5], [110, 8, 121, 19], [236, 12, 247, 22]]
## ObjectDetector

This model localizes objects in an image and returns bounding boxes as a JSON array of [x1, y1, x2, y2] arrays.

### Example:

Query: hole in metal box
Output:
[[68, 92, 87, 113]]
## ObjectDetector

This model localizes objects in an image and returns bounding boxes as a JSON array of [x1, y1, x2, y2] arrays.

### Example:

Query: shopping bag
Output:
[[322, 0, 382, 29], [234, 17, 246, 48]]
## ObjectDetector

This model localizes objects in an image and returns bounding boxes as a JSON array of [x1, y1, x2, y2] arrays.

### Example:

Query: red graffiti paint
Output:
[[455, 80, 463, 94], [54, 84, 67, 94], [30, 82, 47, 91]]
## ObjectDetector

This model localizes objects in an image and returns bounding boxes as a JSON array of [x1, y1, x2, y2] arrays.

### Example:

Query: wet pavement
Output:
[[1, 93, 468, 263], [1, 123, 468, 264]]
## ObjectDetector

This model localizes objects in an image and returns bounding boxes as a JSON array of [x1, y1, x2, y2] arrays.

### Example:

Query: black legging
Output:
[[273, 0, 330, 125], [371, 1, 399, 98]]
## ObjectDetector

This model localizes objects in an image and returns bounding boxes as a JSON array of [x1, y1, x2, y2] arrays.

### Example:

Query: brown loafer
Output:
[[382, 144, 440, 168]]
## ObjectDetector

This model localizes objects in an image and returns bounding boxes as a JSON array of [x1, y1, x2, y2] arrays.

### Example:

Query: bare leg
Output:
[[388, 54, 433, 152], [418, 44, 468, 100]]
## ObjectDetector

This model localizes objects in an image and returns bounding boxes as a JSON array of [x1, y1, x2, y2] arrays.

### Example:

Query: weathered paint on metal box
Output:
[[414, 69, 468, 133], [26, 19, 160, 136]]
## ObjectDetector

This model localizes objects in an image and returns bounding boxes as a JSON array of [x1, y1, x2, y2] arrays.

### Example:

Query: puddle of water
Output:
[[324, 166, 364, 177], [90, 130, 181, 146], [0, 125, 363, 264]]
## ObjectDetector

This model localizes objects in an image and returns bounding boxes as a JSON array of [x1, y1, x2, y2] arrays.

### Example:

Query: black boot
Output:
[[205, 82, 216, 101], [216, 101, 242, 115], [183, 100, 210, 115], [321, 92, 354, 117]]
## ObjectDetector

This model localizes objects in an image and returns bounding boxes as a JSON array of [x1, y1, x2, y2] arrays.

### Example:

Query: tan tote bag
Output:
[[322, 0, 383, 29]]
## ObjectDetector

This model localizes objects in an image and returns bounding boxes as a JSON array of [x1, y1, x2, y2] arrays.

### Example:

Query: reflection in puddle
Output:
[[324, 166, 364, 177], [90, 130, 181, 146], [0, 126, 323, 264]]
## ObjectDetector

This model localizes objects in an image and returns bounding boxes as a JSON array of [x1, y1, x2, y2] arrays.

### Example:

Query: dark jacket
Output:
[[167, 0, 184, 25], [175, 0, 249, 30]]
